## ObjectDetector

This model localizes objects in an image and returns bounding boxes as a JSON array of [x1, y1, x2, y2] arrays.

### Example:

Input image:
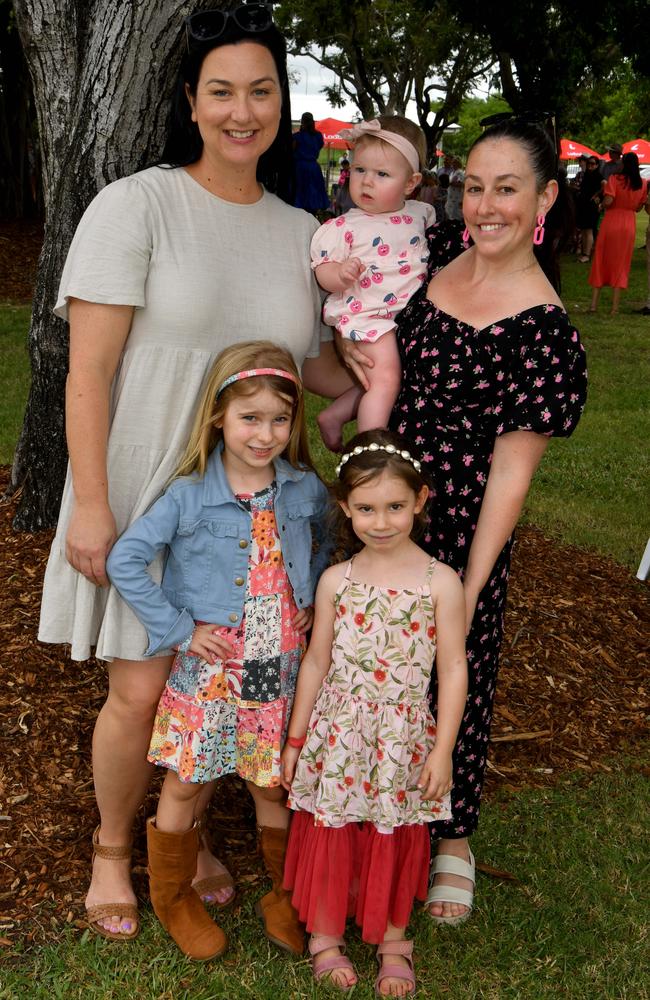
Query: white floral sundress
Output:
[[288, 558, 452, 833]]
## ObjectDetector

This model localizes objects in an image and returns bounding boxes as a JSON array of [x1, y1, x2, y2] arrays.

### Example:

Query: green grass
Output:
[[520, 213, 650, 567], [2, 217, 648, 566], [2, 764, 648, 998], [0, 305, 31, 465]]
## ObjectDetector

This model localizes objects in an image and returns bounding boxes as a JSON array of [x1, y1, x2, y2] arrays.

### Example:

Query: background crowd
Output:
[[307, 132, 650, 319]]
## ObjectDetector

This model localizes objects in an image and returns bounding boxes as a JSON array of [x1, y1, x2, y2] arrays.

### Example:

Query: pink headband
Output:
[[216, 367, 300, 399], [340, 119, 420, 174]]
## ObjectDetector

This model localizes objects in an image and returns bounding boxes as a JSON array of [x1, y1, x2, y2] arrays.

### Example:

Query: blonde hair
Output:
[[355, 114, 427, 172], [174, 341, 312, 480]]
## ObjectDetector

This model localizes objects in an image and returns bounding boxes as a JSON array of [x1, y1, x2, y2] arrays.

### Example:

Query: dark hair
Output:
[[621, 152, 643, 190], [160, 20, 293, 202], [331, 429, 430, 559], [469, 119, 574, 291], [300, 112, 316, 132]]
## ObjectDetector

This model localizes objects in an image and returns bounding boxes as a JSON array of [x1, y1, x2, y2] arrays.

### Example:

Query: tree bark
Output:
[[9, 0, 191, 530]]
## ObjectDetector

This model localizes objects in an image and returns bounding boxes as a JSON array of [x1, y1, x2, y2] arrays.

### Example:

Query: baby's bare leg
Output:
[[305, 340, 363, 452], [356, 332, 401, 433], [317, 384, 364, 452]]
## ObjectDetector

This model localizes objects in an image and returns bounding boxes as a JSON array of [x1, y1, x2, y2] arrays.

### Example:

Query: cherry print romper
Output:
[[310, 201, 435, 342], [391, 222, 587, 839], [284, 558, 450, 943]]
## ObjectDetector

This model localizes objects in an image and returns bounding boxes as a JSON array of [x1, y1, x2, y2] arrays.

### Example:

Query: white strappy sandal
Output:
[[425, 847, 475, 926]]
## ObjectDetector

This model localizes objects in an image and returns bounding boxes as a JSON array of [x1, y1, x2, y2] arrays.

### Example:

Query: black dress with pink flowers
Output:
[[391, 223, 587, 838]]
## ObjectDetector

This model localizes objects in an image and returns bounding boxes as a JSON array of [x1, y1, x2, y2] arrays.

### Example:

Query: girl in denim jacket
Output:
[[107, 341, 330, 961]]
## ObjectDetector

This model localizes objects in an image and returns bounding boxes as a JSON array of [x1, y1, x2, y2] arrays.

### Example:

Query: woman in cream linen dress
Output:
[[40, 166, 321, 660], [38, 18, 331, 941]]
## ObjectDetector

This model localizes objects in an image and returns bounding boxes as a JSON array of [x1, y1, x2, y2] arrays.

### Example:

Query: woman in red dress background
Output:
[[589, 152, 648, 315]]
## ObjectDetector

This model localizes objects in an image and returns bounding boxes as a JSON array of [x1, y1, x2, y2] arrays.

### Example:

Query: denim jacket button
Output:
[[235, 577, 245, 586], [239, 539, 248, 548], [229, 613, 238, 623]]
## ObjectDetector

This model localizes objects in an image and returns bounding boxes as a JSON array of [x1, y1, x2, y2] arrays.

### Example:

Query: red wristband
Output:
[[286, 735, 306, 749]]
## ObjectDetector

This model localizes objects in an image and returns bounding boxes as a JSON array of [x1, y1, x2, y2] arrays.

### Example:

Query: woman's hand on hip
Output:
[[65, 499, 117, 587], [335, 332, 374, 391]]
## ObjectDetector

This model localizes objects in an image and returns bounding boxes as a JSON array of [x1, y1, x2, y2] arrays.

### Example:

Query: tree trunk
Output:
[[9, 0, 191, 530]]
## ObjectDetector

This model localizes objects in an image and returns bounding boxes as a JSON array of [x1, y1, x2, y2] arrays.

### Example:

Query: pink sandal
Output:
[[374, 939, 416, 997], [309, 935, 357, 991]]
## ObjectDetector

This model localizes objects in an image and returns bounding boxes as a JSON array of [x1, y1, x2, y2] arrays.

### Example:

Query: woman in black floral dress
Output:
[[339, 118, 587, 926]]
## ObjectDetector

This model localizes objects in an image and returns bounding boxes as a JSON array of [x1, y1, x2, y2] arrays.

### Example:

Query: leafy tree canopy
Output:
[[274, 0, 495, 158], [455, 0, 650, 132], [436, 94, 512, 161]]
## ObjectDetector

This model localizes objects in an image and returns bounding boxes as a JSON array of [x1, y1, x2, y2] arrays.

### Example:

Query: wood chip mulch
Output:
[[1, 467, 647, 950], [0, 220, 44, 303]]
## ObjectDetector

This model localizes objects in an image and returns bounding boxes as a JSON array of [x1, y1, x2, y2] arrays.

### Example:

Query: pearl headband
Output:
[[339, 119, 420, 174], [216, 367, 300, 399], [335, 442, 422, 477]]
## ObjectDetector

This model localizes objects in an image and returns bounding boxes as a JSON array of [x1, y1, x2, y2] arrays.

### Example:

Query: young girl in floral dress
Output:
[[107, 341, 330, 961], [281, 429, 467, 997]]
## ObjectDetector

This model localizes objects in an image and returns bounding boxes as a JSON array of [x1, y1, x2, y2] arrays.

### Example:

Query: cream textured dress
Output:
[[38, 166, 322, 662]]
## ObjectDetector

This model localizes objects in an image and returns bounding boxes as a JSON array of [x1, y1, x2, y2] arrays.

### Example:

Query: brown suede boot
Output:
[[256, 825, 305, 955], [146, 816, 227, 961]]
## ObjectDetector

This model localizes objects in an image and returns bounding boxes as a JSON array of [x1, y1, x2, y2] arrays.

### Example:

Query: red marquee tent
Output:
[[560, 138, 603, 160], [623, 139, 650, 163], [315, 117, 354, 150]]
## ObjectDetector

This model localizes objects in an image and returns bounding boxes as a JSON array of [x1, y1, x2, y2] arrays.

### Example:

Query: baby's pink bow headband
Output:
[[340, 119, 420, 174]]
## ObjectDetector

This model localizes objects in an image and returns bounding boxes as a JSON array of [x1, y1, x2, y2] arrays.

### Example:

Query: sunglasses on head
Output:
[[185, 3, 274, 49]]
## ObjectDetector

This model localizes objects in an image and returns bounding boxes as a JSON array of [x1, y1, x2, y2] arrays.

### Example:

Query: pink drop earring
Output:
[[462, 227, 470, 243], [533, 214, 545, 245]]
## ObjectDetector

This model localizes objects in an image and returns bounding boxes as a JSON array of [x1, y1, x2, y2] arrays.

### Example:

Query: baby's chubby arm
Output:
[[315, 257, 365, 293]]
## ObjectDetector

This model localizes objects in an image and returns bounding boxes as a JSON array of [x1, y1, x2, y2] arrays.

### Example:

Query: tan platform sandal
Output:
[[85, 826, 139, 942]]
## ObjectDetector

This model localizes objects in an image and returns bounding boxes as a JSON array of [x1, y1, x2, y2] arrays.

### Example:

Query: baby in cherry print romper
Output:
[[310, 115, 435, 450]]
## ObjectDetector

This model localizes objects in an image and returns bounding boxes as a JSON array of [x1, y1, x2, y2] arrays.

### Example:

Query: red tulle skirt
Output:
[[283, 810, 430, 944]]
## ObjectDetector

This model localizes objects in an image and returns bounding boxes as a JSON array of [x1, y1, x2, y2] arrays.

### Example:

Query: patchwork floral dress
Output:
[[284, 558, 450, 943], [148, 484, 303, 787]]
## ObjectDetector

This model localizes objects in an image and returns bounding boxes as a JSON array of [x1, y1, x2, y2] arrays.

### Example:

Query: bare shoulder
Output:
[[317, 561, 349, 597], [430, 560, 464, 602]]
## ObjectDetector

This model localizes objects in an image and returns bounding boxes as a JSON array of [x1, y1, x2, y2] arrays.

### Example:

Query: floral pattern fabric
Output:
[[310, 201, 435, 342], [288, 559, 451, 833], [148, 484, 303, 787], [390, 222, 588, 837]]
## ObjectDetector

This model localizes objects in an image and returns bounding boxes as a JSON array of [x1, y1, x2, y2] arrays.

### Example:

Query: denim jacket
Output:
[[106, 445, 331, 656]]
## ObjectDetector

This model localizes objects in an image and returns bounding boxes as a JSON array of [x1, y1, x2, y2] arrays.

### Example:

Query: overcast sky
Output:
[[287, 53, 421, 123]]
